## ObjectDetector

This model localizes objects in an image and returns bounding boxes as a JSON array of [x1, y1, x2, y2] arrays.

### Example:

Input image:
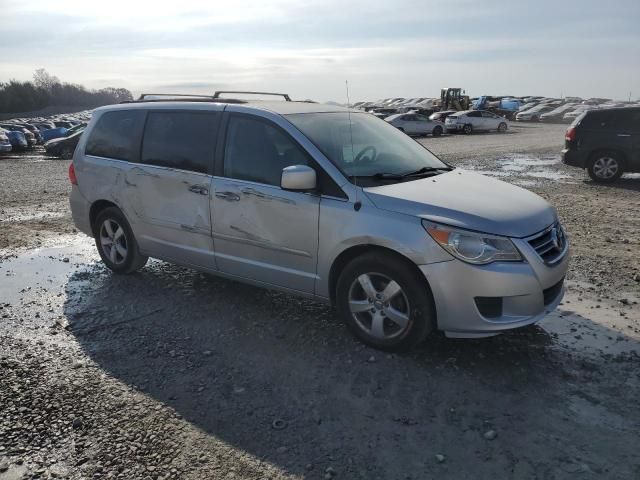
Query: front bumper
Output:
[[419, 236, 569, 337], [0, 144, 12, 153]]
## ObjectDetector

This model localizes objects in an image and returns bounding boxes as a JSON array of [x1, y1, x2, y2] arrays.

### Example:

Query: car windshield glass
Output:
[[285, 112, 447, 181]]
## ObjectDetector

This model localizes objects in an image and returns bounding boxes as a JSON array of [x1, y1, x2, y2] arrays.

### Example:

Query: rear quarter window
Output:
[[141, 111, 220, 174], [580, 110, 638, 130], [85, 110, 145, 161]]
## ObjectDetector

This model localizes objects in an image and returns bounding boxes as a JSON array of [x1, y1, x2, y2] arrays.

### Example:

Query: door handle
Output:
[[188, 184, 209, 195], [617, 134, 631, 137], [215, 191, 240, 201], [241, 187, 268, 198]]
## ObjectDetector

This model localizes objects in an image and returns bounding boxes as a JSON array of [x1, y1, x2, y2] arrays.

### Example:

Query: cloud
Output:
[[1, 0, 639, 100]]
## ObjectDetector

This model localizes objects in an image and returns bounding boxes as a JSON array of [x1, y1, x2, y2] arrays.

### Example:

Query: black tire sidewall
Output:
[[498, 122, 507, 132], [464, 124, 472, 134], [588, 152, 624, 183], [433, 126, 443, 137], [61, 147, 73, 160], [336, 253, 436, 352], [94, 207, 146, 274]]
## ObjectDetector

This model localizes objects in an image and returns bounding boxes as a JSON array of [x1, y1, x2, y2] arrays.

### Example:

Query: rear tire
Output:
[[432, 126, 443, 137], [588, 151, 623, 183], [463, 124, 473, 135], [94, 207, 148, 274], [60, 146, 74, 160], [336, 252, 436, 352], [498, 122, 507, 132]]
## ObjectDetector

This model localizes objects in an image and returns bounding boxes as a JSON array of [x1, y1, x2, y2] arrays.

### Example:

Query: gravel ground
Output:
[[1, 123, 639, 480]]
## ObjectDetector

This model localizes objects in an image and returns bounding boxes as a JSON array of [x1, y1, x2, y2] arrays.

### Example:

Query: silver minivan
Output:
[[69, 92, 569, 351]]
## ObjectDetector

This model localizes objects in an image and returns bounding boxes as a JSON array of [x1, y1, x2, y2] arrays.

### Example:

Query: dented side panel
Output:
[[124, 164, 215, 269], [211, 178, 320, 293]]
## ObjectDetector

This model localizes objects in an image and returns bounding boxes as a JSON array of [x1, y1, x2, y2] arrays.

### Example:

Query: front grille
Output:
[[543, 277, 564, 305], [527, 222, 567, 264]]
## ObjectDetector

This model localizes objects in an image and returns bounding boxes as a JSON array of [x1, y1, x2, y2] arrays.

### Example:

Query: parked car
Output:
[[0, 128, 28, 151], [515, 105, 555, 121], [445, 110, 509, 134], [0, 124, 36, 147], [0, 130, 12, 153], [9, 122, 43, 144], [69, 94, 568, 352], [54, 121, 76, 129], [44, 130, 83, 160], [31, 121, 56, 131], [428, 110, 456, 122], [562, 107, 640, 182], [45, 129, 84, 159], [385, 113, 444, 136], [539, 104, 578, 123], [562, 106, 596, 123], [41, 127, 69, 142], [371, 108, 398, 119]]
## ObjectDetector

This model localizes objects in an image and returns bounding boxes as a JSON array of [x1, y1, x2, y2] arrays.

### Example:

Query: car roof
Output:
[[585, 106, 640, 115], [94, 100, 355, 116]]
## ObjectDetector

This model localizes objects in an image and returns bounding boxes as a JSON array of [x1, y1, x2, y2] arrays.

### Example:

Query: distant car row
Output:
[[0, 111, 90, 157], [353, 94, 640, 125], [515, 100, 640, 123]]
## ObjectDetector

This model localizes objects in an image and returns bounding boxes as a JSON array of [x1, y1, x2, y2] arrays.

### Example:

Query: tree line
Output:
[[0, 69, 133, 113]]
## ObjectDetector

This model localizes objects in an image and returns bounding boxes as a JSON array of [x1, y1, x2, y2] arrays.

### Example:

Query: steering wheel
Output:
[[354, 145, 377, 164]]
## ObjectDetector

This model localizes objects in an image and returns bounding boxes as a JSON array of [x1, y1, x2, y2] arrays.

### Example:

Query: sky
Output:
[[1, 0, 639, 102]]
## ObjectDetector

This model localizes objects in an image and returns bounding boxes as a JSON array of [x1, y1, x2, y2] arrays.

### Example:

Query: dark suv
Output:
[[562, 107, 640, 182]]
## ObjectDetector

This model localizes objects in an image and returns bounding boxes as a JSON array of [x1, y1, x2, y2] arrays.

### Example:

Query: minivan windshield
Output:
[[286, 112, 448, 182]]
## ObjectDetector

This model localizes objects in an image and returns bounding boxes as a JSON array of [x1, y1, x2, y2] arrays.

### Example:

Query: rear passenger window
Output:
[[141, 112, 219, 174], [224, 115, 309, 186], [85, 110, 145, 161], [467, 111, 481, 118]]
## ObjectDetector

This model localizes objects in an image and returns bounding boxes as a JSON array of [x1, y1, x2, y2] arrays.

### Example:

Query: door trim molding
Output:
[[213, 232, 312, 258]]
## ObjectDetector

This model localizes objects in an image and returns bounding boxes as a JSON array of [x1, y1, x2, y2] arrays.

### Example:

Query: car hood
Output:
[[363, 170, 556, 238]]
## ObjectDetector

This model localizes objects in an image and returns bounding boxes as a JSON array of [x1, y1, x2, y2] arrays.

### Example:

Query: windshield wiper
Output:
[[371, 166, 453, 180]]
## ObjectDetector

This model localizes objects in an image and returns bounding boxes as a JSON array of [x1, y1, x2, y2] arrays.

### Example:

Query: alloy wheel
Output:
[[348, 272, 411, 340], [592, 157, 619, 179], [99, 219, 128, 265]]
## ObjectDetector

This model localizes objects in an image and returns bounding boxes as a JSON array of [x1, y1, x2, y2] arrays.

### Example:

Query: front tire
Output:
[[94, 207, 148, 274], [498, 122, 507, 132], [588, 151, 623, 183], [432, 125, 443, 137], [336, 252, 436, 352], [463, 124, 473, 135]]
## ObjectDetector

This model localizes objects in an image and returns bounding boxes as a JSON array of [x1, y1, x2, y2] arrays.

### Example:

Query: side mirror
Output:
[[281, 165, 316, 191]]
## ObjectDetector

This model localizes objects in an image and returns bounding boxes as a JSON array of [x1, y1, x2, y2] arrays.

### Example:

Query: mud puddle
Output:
[[463, 153, 576, 183], [0, 236, 96, 304]]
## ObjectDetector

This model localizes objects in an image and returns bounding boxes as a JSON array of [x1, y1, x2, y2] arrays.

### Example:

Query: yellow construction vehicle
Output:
[[437, 87, 470, 111]]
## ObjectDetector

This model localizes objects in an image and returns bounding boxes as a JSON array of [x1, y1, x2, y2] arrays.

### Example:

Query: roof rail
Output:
[[120, 93, 246, 104], [139, 93, 216, 101], [213, 91, 292, 102]]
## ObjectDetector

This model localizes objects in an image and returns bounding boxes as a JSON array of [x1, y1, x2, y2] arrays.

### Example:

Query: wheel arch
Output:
[[89, 199, 120, 234], [328, 244, 433, 307]]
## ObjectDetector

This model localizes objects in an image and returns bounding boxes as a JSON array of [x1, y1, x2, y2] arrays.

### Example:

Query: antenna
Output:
[[346, 80, 361, 211]]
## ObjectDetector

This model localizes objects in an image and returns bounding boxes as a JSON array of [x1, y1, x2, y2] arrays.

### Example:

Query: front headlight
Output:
[[422, 220, 522, 265]]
